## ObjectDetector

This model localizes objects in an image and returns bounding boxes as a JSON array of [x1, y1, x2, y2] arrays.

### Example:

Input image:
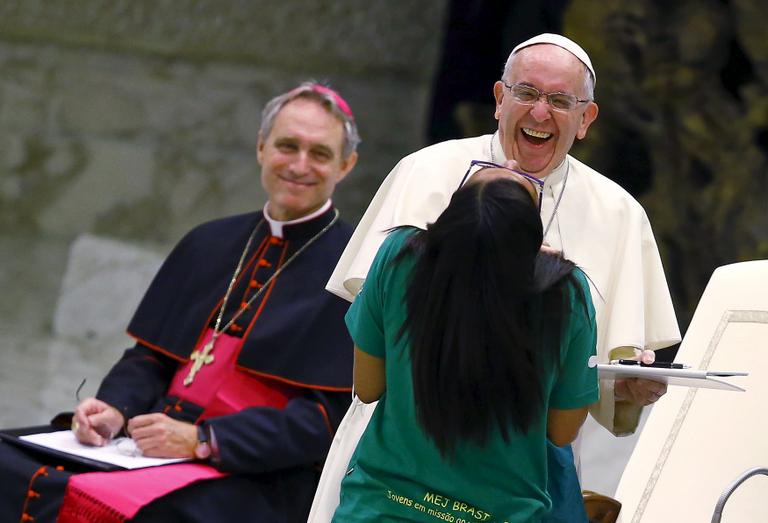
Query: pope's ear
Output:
[[493, 81, 505, 120], [576, 102, 599, 140]]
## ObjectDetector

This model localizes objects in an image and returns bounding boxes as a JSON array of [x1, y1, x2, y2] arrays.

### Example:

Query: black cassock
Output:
[[0, 206, 354, 523]]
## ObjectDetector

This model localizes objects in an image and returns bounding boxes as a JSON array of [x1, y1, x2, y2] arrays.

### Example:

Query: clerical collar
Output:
[[544, 159, 568, 189], [263, 200, 334, 239]]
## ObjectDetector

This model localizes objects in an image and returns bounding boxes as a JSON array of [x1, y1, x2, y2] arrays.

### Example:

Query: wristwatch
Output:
[[194, 423, 212, 460]]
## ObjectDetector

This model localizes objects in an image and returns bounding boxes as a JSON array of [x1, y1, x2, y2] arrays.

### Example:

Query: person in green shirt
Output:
[[333, 168, 599, 523]]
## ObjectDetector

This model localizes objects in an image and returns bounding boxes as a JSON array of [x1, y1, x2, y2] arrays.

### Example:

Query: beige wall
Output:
[[0, 0, 447, 426], [0, 0, 447, 243]]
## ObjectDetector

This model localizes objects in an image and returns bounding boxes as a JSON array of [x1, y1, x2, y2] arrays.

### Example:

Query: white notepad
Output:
[[596, 363, 748, 391], [20, 430, 190, 469]]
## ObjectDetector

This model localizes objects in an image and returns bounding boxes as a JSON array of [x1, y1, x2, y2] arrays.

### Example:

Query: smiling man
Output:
[[316, 34, 680, 522], [0, 82, 359, 523], [494, 43, 597, 176], [259, 94, 356, 221]]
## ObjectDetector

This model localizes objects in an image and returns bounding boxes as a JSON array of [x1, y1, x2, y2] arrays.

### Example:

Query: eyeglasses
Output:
[[502, 81, 590, 112], [459, 160, 544, 212], [115, 437, 143, 457]]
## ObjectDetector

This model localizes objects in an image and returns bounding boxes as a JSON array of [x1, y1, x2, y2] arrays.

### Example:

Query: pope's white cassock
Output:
[[309, 132, 681, 522], [330, 132, 680, 431]]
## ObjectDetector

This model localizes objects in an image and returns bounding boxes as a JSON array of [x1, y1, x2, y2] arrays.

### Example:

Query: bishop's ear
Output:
[[256, 134, 265, 164]]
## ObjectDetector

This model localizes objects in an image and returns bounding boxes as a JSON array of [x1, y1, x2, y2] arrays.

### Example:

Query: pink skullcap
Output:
[[309, 84, 355, 120]]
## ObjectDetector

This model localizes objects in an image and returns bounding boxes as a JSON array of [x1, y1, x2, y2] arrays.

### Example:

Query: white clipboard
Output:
[[18, 430, 190, 469], [596, 363, 748, 391]]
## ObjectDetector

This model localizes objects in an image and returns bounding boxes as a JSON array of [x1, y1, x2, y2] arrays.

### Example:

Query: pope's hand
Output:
[[540, 241, 561, 256], [127, 413, 197, 458], [614, 350, 668, 405]]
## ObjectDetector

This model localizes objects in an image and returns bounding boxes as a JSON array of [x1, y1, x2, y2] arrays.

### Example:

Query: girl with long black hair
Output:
[[333, 169, 598, 522]]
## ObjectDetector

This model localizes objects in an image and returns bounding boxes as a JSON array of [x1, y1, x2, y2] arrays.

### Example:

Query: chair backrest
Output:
[[614, 260, 768, 522]]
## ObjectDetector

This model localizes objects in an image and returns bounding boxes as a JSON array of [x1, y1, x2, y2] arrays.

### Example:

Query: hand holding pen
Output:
[[71, 397, 125, 447]]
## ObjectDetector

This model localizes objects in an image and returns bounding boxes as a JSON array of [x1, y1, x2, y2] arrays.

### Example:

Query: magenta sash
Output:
[[58, 464, 224, 522], [167, 328, 300, 417]]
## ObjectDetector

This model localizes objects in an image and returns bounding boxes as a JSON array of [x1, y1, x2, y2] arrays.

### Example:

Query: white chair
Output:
[[615, 260, 768, 522]]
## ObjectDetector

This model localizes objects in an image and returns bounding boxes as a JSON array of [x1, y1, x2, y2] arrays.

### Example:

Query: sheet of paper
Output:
[[20, 430, 190, 469], [596, 364, 747, 391]]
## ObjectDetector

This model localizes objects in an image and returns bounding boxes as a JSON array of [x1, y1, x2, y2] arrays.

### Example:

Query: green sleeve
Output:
[[344, 228, 412, 359], [549, 269, 600, 410]]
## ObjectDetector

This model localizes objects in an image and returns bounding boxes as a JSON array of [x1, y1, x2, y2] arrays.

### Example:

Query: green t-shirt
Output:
[[334, 228, 598, 523]]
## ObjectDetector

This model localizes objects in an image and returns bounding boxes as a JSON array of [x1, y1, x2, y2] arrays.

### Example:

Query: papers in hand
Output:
[[20, 430, 190, 470], [594, 362, 748, 391]]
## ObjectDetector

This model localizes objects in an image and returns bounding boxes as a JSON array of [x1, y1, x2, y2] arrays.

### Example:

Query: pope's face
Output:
[[493, 44, 598, 177], [258, 98, 357, 221]]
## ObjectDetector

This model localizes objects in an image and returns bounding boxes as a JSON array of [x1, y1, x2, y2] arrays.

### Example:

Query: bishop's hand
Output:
[[72, 397, 125, 447], [127, 413, 198, 458]]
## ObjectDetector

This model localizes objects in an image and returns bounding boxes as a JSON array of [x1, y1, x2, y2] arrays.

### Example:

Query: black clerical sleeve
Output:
[[95, 342, 178, 421], [206, 388, 351, 475]]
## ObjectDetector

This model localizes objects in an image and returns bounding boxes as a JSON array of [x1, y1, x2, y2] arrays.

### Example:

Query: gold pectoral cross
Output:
[[183, 339, 216, 386]]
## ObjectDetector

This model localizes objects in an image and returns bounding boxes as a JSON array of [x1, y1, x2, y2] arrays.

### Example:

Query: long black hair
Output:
[[394, 175, 586, 457]]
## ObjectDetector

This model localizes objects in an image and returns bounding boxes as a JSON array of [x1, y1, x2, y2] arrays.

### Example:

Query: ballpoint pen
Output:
[[609, 359, 691, 369]]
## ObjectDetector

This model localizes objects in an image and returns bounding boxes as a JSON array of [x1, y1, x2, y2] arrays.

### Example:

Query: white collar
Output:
[[544, 158, 569, 189], [263, 200, 332, 238]]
